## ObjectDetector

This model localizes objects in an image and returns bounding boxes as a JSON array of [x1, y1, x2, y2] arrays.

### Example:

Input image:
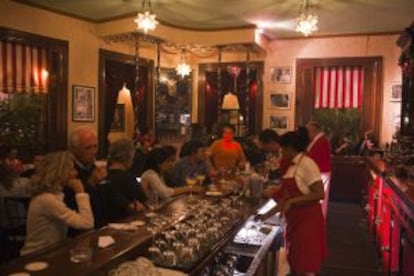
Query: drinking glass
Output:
[[70, 245, 92, 263], [196, 173, 206, 186], [163, 250, 177, 267], [148, 246, 163, 263], [186, 175, 197, 202]]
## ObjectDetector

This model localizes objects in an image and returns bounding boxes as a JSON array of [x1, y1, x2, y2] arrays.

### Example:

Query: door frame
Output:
[[295, 57, 383, 140], [198, 61, 264, 134], [98, 49, 154, 157]]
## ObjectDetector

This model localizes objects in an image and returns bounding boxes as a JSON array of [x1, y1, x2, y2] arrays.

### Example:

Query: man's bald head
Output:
[[69, 126, 98, 165]]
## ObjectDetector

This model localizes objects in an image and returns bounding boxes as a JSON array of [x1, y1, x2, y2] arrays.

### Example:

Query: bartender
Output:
[[256, 130, 326, 275]]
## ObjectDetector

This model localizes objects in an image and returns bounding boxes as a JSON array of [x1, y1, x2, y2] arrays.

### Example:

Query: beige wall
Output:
[[264, 35, 401, 144], [1, 1, 401, 145]]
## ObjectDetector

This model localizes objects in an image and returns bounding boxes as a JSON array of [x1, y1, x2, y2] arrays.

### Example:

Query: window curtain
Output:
[[0, 41, 48, 94], [314, 66, 364, 109]]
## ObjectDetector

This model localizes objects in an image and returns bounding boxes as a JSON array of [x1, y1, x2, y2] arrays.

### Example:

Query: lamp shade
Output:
[[222, 92, 240, 110]]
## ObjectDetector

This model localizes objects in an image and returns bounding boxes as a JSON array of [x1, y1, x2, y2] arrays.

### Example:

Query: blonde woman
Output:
[[21, 151, 94, 255]]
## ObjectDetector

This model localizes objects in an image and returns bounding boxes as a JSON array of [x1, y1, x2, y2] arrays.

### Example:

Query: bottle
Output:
[[249, 173, 264, 204]]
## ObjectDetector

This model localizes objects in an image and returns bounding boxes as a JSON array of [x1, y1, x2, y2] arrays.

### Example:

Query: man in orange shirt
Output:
[[208, 124, 246, 172]]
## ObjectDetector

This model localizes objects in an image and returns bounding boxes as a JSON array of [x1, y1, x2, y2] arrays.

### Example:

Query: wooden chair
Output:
[[3, 196, 30, 242], [0, 196, 30, 261]]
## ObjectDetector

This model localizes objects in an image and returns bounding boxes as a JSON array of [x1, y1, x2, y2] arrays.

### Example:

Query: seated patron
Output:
[[208, 124, 246, 171], [65, 126, 107, 230], [141, 147, 193, 204], [21, 152, 45, 178], [3, 147, 24, 176], [130, 140, 151, 177], [170, 140, 214, 187], [106, 138, 146, 221], [0, 163, 31, 229], [356, 130, 378, 156], [21, 151, 94, 256], [242, 134, 267, 166], [258, 129, 290, 176]]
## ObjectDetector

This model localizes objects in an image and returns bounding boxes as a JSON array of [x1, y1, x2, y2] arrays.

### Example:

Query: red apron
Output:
[[275, 157, 327, 273]]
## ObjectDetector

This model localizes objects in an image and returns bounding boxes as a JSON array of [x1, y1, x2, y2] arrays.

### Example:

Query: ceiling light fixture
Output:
[[134, 0, 158, 34], [296, 0, 318, 37], [175, 49, 192, 78]]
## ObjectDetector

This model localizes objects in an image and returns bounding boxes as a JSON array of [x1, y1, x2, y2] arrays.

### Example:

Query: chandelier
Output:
[[296, 0, 318, 36], [134, 0, 158, 34], [175, 49, 192, 78]]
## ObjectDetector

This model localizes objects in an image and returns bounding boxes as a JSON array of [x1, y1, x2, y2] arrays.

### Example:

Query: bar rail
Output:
[[1, 194, 278, 276]]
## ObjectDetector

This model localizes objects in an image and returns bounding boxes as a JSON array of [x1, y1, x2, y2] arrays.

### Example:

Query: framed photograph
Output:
[[111, 104, 125, 131], [390, 84, 402, 102], [269, 115, 289, 130], [72, 85, 95, 122], [270, 66, 292, 84], [270, 92, 291, 109]]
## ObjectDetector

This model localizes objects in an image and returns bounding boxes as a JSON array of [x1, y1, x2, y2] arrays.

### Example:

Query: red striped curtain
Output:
[[314, 66, 363, 109], [0, 41, 48, 94]]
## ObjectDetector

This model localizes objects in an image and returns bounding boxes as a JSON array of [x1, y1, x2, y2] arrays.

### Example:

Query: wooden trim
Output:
[[295, 56, 383, 141], [273, 31, 400, 41], [0, 26, 68, 48]]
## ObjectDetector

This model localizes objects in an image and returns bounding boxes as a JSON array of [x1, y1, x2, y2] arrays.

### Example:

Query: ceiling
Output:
[[13, 0, 414, 39]]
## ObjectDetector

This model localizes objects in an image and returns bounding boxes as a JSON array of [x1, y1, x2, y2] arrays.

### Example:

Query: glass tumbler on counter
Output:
[[69, 246, 92, 263]]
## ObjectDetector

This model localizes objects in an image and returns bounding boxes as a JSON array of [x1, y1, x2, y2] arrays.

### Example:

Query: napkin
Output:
[[107, 223, 138, 231], [157, 267, 187, 276], [98, 235, 115, 248]]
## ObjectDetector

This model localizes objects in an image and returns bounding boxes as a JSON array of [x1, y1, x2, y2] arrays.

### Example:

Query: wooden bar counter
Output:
[[365, 157, 414, 275], [1, 193, 282, 276]]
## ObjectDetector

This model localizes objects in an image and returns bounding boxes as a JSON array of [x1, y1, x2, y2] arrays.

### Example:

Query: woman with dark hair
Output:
[[257, 131, 326, 275], [140, 147, 192, 203]]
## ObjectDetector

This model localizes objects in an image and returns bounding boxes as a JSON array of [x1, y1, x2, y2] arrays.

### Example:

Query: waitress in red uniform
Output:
[[258, 131, 326, 275]]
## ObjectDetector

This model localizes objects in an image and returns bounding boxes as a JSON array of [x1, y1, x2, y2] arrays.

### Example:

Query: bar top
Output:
[[1, 194, 268, 276]]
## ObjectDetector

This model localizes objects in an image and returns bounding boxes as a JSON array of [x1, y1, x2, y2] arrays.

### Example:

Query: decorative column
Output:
[[245, 44, 251, 135], [396, 22, 414, 157], [217, 46, 223, 122], [156, 40, 161, 90], [134, 34, 141, 140]]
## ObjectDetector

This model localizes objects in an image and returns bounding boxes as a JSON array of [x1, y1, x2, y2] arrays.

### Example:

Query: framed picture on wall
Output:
[[111, 104, 125, 132], [270, 66, 292, 84], [269, 115, 288, 131], [270, 92, 291, 109], [72, 85, 95, 122], [390, 84, 402, 102]]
